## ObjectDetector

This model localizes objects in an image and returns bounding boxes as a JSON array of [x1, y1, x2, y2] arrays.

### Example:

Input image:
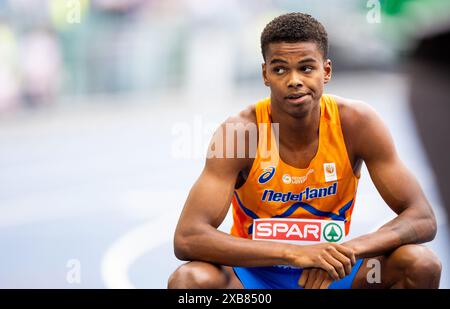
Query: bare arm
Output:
[[342, 102, 437, 259], [174, 149, 290, 266], [299, 100, 437, 289]]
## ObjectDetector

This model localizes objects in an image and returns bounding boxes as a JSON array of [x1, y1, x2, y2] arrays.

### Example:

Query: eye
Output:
[[301, 66, 313, 73], [273, 67, 286, 75]]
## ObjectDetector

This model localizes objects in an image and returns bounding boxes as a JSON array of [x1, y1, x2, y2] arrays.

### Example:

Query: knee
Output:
[[168, 262, 226, 289], [390, 245, 441, 288]]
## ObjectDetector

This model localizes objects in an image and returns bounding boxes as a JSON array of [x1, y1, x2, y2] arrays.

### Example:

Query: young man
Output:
[[168, 13, 441, 289]]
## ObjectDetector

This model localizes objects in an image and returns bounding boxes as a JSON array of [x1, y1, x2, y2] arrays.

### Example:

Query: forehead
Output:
[[265, 41, 323, 62]]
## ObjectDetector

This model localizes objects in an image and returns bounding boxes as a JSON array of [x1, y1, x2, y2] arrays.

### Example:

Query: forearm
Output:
[[343, 207, 437, 259], [175, 226, 295, 267]]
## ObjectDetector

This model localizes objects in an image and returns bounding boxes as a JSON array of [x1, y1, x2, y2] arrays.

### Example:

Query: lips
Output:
[[285, 93, 309, 103], [286, 93, 307, 99]]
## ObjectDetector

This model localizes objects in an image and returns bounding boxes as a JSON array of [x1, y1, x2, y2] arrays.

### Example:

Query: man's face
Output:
[[262, 41, 332, 117]]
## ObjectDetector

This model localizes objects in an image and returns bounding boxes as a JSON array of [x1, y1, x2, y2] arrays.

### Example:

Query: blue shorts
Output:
[[233, 259, 363, 289]]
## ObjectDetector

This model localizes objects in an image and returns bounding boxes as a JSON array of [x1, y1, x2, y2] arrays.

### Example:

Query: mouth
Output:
[[285, 93, 309, 104]]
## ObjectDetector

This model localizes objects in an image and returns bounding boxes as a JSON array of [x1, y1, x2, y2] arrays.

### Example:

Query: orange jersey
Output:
[[230, 94, 359, 239]]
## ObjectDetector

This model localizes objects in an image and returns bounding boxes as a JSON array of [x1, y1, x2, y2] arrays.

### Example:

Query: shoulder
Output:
[[205, 103, 257, 171], [224, 104, 257, 128], [218, 103, 258, 150], [332, 95, 378, 127], [331, 95, 395, 161]]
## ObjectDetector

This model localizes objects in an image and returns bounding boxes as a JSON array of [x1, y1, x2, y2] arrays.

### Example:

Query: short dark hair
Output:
[[260, 13, 328, 61]]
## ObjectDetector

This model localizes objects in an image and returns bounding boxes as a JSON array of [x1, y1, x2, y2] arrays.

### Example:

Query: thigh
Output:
[[222, 265, 244, 289], [352, 244, 441, 289], [351, 251, 410, 289], [352, 256, 389, 289]]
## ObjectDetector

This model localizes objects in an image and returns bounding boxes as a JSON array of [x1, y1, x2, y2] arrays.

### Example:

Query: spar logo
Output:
[[253, 219, 321, 242], [258, 166, 276, 184], [252, 218, 345, 245], [323, 222, 343, 242]]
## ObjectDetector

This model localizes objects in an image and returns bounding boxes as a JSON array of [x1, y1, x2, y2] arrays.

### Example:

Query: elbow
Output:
[[425, 215, 437, 242], [420, 211, 437, 243], [173, 233, 191, 261], [174, 225, 206, 261], [173, 223, 212, 261]]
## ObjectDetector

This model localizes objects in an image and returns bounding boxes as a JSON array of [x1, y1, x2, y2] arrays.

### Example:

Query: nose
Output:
[[287, 71, 303, 88]]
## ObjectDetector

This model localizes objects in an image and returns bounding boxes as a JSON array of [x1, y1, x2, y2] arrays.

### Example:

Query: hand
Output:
[[288, 243, 356, 281], [298, 268, 334, 289]]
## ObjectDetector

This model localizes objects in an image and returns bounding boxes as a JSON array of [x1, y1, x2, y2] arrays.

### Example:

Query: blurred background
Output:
[[0, 0, 449, 288]]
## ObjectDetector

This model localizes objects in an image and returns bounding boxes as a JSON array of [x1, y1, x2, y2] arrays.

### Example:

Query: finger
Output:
[[318, 258, 340, 281], [334, 244, 356, 265], [298, 269, 309, 287], [319, 275, 334, 289], [304, 268, 318, 289], [311, 270, 327, 289], [328, 247, 352, 275], [323, 253, 346, 279]]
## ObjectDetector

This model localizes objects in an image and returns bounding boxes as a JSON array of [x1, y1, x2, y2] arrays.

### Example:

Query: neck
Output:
[[270, 99, 321, 151]]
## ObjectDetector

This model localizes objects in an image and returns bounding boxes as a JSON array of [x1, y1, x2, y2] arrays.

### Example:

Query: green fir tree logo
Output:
[[323, 223, 343, 242]]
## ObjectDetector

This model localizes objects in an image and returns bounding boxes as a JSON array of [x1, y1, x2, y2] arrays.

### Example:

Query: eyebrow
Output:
[[269, 57, 318, 65]]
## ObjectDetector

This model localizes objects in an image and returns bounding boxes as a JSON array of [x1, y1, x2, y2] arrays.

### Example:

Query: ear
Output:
[[262, 63, 270, 87], [323, 59, 332, 84]]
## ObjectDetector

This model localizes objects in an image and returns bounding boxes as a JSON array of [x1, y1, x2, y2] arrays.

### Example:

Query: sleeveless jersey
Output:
[[230, 94, 359, 239]]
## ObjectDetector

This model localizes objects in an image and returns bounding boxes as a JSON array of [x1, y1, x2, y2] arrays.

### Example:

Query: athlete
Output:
[[168, 13, 441, 289]]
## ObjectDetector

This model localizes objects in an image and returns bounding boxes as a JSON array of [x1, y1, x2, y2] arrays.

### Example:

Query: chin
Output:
[[284, 98, 313, 118]]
